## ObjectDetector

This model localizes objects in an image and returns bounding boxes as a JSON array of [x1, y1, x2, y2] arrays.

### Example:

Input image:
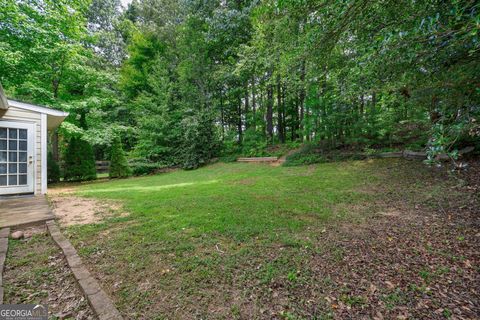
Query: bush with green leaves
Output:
[[180, 112, 219, 170], [109, 136, 132, 178], [129, 160, 166, 176], [220, 155, 238, 163], [221, 131, 242, 157], [423, 112, 480, 166], [63, 136, 97, 181], [47, 151, 60, 184], [241, 129, 268, 157], [284, 144, 325, 166], [284, 142, 366, 166]]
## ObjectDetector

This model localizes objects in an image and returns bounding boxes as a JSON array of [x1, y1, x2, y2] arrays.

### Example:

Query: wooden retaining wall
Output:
[[237, 157, 278, 163], [376, 146, 474, 160], [237, 147, 474, 164]]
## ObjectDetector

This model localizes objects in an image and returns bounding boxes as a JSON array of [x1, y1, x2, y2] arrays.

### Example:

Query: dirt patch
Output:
[[3, 226, 95, 319], [49, 196, 123, 227], [48, 185, 125, 227], [378, 207, 403, 217], [270, 147, 301, 167]]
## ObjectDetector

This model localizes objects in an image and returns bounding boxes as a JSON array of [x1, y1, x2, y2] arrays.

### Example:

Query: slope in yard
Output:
[[57, 159, 479, 319]]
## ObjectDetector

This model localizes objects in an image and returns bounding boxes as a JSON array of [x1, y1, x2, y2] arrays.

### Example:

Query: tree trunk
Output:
[[292, 95, 299, 140], [305, 103, 311, 142], [220, 89, 225, 140], [52, 79, 60, 99], [266, 84, 274, 143], [251, 75, 256, 131], [282, 83, 287, 142], [237, 96, 243, 143], [51, 53, 66, 99], [259, 89, 265, 134], [52, 130, 59, 161], [276, 75, 285, 143], [360, 94, 364, 117], [299, 59, 306, 140], [244, 82, 249, 130]]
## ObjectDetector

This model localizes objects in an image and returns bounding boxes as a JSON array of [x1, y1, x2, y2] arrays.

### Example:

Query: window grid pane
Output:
[[8, 175, 17, 186], [8, 152, 17, 162], [19, 163, 27, 174], [19, 140, 27, 151], [8, 129, 17, 139], [9, 140, 17, 150], [19, 175, 27, 185], [8, 163, 17, 174], [19, 152, 27, 162], [19, 129, 27, 140]]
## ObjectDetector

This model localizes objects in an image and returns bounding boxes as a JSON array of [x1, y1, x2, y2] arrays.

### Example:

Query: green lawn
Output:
[[75, 161, 379, 241], [62, 159, 455, 319]]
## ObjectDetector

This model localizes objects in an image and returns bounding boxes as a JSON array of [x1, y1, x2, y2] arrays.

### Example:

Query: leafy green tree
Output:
[[181, 111, 219, 169], [63, 137, 97, 182], [120, 3, 222, 169], [86, 0, 130, 66], [0, 0, 90, 100], [2, 0, 478, 172], [109, 136, 132, 178], [47, 151, 61, 184]]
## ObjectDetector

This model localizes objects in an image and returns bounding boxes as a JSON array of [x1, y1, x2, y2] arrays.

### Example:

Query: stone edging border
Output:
[[46, 221, 122, 320], [0, 227, 10, 303]]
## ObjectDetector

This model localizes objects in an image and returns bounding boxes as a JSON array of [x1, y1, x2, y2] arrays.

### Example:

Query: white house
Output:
[[0, 85, 68, 196]]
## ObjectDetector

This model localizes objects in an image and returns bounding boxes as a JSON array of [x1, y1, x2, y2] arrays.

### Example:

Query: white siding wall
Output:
[[0, 106, 42, 194]]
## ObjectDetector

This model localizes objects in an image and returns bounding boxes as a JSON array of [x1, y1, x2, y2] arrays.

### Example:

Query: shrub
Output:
[[284, 144, 323, 166], [47, 151, 60, 183], [109, 136, 132, 178], [241, 129, 268, 157], [63, 136, 97, 181], [284, 152, 324, 166], [180, 112, 219, 169], [129, 160, 166, 176], [283, 142, 366, 166], [391, 120, 429, 148], [220, 155, 238, 163], [221, 130, 299, 159]]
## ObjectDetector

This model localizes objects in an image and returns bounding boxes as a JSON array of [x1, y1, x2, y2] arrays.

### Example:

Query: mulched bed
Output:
[[3, 226, 95, 320], [257, 161, 480, 319]]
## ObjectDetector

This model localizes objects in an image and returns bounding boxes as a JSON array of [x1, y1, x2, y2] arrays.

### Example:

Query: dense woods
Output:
[[1, 0, 479, 172]]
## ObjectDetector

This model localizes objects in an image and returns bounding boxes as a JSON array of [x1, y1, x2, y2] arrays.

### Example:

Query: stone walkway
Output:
[[0, 196, 54, 228]]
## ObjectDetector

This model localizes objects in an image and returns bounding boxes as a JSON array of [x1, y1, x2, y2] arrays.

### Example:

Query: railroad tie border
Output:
[[46, 221, 122, 320]]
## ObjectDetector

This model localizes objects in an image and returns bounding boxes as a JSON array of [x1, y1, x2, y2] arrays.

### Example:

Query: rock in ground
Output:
[[10, 231, 23, 240]]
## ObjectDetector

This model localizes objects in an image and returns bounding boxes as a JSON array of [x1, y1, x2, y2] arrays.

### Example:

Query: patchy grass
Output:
[[61, 159, 479, 319], [4, 229, 94, 319]]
